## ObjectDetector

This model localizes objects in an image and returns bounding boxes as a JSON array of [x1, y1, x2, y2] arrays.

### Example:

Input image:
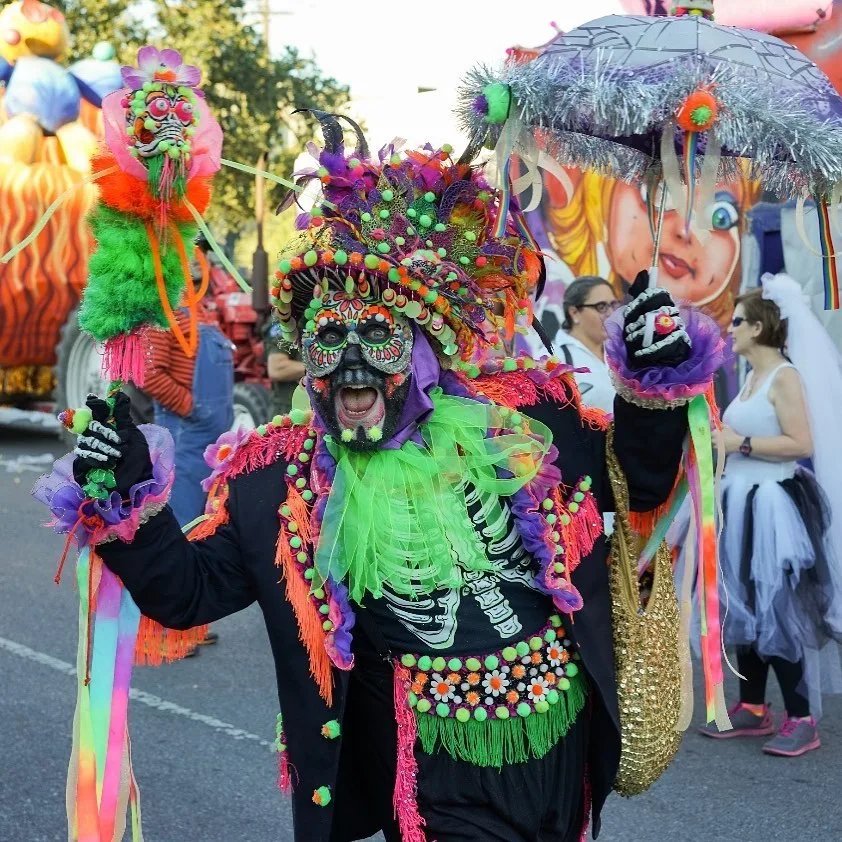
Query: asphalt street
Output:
[[2, 424, 841, 842]]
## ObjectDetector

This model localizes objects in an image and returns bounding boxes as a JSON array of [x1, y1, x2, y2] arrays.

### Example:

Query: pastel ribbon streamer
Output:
[[70, 550, 144, 841], [686, 395, 731, 730]]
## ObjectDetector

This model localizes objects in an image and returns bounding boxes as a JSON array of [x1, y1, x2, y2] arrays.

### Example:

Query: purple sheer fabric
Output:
[[31, 425, 175, 546], [605, 306, 724, 402]]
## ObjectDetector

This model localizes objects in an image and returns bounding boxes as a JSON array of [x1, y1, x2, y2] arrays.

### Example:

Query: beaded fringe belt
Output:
[[398, 615, 588, 768]]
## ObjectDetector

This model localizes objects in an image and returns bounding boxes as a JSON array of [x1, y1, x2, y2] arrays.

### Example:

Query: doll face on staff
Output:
[[607, 181, 744, 307], [302, 292, 414, 449], [127, 84, 197, 160]]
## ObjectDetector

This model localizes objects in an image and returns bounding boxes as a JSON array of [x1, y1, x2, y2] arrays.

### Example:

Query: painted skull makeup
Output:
[[303, 293, 414, 449], [302, 294, 414, 378]]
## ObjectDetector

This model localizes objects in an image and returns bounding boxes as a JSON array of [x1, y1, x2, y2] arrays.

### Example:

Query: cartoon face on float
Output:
[[606, 180, 745, 307], [0, 0, 69, 64], [535, 166, 760, 330]]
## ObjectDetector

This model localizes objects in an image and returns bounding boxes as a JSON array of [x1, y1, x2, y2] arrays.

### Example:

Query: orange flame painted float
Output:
[[0, 0, 121, 400]]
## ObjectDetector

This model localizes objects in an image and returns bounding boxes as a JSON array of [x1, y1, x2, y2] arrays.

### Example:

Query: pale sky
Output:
[[265, 0, 625, 149]]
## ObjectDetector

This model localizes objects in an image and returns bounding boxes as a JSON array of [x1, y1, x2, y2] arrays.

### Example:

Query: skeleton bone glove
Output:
[[72, 392, 153, 496], [623, 273, 692, 369]]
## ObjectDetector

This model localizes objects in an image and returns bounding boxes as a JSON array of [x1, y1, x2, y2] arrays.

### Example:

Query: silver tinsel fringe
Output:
[[457, 54, 842, 200]]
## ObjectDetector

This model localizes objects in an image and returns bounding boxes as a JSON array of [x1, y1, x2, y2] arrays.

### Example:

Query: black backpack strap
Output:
[[561, 344, 573, 366]]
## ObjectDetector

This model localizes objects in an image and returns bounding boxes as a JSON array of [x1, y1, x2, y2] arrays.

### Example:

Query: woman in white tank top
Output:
[[690, 283, 842, 756]]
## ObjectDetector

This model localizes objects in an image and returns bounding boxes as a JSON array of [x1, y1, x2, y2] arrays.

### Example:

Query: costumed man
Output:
[[37, 117, 723, 841]]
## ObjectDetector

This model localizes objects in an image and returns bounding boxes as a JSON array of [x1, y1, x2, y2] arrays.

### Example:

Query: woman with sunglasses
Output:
[[552, 276, 621, 413], [692, 274, 842, 756]]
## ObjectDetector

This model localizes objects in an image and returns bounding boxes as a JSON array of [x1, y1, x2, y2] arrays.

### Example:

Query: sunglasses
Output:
[[581, 301, 622, 315], [731, 316, 746, 327]]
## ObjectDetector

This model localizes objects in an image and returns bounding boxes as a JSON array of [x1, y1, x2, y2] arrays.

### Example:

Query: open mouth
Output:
[[335, 385, 385, 431], [659, 252, 693, 280]]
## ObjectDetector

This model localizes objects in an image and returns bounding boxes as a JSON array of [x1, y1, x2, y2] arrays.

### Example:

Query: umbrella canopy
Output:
[[459, 13, 842, 201]]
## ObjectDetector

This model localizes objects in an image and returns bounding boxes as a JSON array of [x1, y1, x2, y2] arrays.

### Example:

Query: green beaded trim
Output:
[[402, 618, 587, 766]]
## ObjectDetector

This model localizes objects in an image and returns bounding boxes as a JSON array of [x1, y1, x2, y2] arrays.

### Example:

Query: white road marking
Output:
[[0, 452, 57, 473], [0, 635, 273, 749]]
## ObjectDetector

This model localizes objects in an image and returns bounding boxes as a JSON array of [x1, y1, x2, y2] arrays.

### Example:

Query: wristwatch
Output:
[[739, 436, 753, 456]]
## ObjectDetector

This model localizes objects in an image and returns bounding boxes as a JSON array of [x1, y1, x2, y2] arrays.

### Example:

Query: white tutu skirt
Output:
[[670, 468, 842, 717]]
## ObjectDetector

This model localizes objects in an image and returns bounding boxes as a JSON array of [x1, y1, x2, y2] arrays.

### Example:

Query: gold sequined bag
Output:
[[606, 431, 682, 796]]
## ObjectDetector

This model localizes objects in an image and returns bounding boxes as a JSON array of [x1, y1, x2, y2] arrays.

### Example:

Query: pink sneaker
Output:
[[697, 703, 775, 739], [762, 716, 821, 757]]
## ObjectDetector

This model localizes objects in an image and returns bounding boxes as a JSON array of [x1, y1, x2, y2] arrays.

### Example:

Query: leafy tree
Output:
[[51, 0, 147, 62], [53, 0, 351, 236]]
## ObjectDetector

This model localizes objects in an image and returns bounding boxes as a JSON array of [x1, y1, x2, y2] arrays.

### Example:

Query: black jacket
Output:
[[99, 392, 687, 841]]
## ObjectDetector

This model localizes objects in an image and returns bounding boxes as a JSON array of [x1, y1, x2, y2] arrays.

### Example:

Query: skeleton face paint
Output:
[[302, 295, 413, 378], [303, 294, 414, 449]]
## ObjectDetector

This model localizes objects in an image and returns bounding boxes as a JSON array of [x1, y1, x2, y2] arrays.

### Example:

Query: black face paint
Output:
[[309, 342, 412, 451]]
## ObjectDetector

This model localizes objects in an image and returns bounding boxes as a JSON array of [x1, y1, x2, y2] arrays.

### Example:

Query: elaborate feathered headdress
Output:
[[271, 112, 542, 364]]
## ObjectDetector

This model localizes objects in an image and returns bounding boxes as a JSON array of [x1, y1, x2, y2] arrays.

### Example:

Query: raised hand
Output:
[[68, 391, 152, 498], [623, 271, 692, 369]]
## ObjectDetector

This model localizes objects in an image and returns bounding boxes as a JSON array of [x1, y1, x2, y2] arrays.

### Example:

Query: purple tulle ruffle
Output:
[[605, 306, 723, 403], [325, 577, 355, 670], [31, 425, 175, 546]]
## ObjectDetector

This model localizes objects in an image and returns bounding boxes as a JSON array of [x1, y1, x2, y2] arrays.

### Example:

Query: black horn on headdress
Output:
[[335, 115, 370, 160], [457, 139, 483, 167], [275, 110, 346, 214], [292, 108, 345, 155]]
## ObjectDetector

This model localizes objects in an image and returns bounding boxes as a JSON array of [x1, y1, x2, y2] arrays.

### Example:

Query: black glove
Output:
[[623, 271, 692, 369], [73, 392, 153, 498]]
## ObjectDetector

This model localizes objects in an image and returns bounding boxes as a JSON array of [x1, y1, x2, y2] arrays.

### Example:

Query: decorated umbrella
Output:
[[459, 0, 842, 311]]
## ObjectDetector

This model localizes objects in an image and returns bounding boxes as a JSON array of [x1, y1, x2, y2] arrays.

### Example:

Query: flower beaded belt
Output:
[[398, 615, 587, 767]]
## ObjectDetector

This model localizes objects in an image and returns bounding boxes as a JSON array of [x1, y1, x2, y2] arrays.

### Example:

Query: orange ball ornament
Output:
[[676, 89, 719, 132]]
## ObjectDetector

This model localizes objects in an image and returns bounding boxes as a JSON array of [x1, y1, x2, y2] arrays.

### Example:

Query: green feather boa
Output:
[[79, 205, 196, 341]]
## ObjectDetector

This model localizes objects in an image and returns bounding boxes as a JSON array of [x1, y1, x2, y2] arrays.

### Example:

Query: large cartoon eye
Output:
[[709, 196, 739, 231], [147, 96, 170, 120], [175, 99, 194, 123]]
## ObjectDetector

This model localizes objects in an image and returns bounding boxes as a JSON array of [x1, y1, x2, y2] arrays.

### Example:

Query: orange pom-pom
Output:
[[676, 89, 719, 132]]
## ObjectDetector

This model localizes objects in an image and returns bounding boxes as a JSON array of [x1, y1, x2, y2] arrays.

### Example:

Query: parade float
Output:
[[0, 1, 272, 428], [507, 1, 842, 389], [0, 0, 121, 406]]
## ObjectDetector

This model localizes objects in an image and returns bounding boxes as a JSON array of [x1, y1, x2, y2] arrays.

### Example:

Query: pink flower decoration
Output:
[[121, 46, 202, 92], [201, 427, 250, 491]]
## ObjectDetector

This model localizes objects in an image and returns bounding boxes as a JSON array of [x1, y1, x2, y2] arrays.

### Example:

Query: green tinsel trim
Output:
[[147, 154, 188, 201], [79, 205, 197, 340], [173, 168, 187, 199], [416, 674, 587, 768]]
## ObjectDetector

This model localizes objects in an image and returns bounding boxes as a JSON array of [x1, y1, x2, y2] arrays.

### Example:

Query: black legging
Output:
[[737, 647, 810, 718]]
